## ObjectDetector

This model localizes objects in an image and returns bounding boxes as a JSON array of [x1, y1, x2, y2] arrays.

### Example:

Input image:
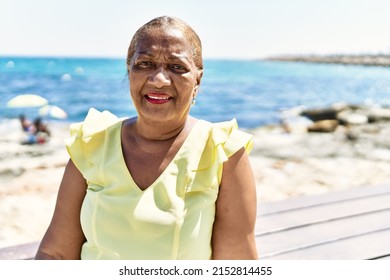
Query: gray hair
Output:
[[126, 16, 203, 70]]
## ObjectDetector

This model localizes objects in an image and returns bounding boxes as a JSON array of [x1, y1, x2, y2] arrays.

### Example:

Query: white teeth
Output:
[[148, 95, 170, 100]]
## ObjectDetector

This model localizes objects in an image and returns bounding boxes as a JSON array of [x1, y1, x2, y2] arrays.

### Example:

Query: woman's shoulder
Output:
[[194, 118, 253, 170], [65, 108, 124, 167], [204, 118, 253, 154], [68, 108, 122, 139]]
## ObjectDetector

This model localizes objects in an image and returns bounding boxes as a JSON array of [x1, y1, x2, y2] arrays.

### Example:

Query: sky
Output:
[[1, 0, 390, 59]]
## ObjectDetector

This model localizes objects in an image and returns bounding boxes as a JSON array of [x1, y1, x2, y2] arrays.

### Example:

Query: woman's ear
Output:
[[194, 69, 203, 97], [197, 69, 203, 85]]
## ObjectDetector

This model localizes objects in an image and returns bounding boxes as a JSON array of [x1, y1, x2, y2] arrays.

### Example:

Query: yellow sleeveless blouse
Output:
[[65, 108, 253, 260]]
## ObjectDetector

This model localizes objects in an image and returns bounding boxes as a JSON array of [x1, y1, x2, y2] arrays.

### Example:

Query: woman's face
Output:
[[128, 27, 202, 126]]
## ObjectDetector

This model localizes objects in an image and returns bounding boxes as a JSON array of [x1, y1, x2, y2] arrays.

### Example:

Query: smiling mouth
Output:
[[145, 94, 172, 104]]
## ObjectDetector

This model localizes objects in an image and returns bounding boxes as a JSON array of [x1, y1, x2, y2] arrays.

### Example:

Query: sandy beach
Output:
[[2, 114, 390, 249]]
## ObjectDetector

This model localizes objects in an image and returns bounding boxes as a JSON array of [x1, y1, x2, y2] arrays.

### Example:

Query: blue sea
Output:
[[1, 56, 390, 128]]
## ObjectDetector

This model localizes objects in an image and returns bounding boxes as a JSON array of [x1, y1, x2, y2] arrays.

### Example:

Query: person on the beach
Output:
[[35, 16, 258, 260], [19, 114, 33, 132], [19, 116, 51, 145]]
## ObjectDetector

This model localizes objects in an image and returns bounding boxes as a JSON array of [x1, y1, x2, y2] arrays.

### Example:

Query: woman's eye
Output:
[[136, 61, 154, 69], [169, 64, 187, 72]]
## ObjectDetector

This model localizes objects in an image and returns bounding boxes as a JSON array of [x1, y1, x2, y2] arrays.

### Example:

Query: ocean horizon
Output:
[[1, 56, 390, 129]]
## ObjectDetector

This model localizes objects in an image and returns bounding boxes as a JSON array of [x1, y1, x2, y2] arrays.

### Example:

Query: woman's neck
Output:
[[122, 116, 196, 154], [134, 116, 195, 140]]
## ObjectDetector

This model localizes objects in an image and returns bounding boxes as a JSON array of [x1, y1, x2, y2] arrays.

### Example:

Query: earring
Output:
[[192, 98, 196, 106]]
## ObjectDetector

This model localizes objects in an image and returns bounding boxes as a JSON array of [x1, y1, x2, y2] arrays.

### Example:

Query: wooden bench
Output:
[[256, 184, 390, 259], [1, 184, 390, 260], [0, 241, 39, 260]]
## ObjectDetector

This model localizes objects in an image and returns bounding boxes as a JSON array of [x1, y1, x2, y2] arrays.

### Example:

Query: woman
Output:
[[35, 16, 258, 260]]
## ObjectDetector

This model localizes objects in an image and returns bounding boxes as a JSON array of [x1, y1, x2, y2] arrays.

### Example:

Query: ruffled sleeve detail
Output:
[[64, 108, 121, 180], [196, 118, 253, 171]]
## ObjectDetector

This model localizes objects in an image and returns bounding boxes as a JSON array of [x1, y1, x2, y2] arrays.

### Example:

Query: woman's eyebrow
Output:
[[135, 51, 155, 57], [165, 53, 191, 63], [134, 50, 191, 63]]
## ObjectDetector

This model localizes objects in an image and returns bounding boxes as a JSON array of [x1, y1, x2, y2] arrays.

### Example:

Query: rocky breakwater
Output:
[[250, 103, 390, 201], [266, 54, 390, 67]]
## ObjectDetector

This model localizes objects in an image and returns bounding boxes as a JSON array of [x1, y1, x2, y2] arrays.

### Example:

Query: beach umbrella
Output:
[[6, 94, 48, 108], [39, 105, 68, 119]]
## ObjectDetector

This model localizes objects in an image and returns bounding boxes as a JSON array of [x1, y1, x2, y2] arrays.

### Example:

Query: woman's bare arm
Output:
[[35, 159, 87, 259], [212, 147, 258, 259]]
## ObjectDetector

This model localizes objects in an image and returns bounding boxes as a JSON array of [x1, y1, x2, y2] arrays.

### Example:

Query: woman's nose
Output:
[[149, 66, 171, 88]]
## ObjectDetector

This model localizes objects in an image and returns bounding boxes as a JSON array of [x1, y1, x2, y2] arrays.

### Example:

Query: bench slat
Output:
[[256, 193, 390, 234], [258, 184, 390, 215], [259, 228, 390, 260], [0, 242, 39, 260], [257, 209, 390, 257]]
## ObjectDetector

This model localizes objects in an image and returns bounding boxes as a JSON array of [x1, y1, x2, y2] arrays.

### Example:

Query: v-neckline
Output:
[[117, 119, 202, 193]]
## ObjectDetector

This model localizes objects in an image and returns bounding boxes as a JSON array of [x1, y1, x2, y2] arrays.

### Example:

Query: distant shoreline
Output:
[[265, 54, 390, 67]]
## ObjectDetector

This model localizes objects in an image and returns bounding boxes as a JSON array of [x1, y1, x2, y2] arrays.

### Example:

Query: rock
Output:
[[280, 106, 313, 134], [281, 116, 312, 134], [308, 119, 339, 133], [337, 111, 369, 125], [367, 107, 390, 122], [301, 107, 339, 121], [331, 102, 350, 111]]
